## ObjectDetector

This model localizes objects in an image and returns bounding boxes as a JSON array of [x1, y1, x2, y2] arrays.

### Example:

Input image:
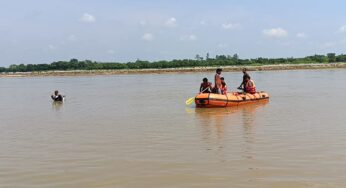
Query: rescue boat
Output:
[[195, 91, 269, 108]]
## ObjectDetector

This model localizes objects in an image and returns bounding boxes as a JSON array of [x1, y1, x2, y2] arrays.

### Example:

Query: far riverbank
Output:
[[1, 63, 346, 77]]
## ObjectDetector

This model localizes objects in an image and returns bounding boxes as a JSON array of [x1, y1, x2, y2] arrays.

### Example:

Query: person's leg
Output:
[[216, 88, 221, 94]]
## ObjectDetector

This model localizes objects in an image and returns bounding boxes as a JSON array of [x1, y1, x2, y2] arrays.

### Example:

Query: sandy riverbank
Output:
[[1, 63, 346, 77]]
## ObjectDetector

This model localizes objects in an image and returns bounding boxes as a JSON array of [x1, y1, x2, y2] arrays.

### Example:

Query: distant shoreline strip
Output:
[[1, 63, 346, 77]]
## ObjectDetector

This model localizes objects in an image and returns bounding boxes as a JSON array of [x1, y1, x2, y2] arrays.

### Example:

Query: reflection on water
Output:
[[240, 101, 269, 141], [194, 100, 269, 139], [52, 101, 63, 111], [193, 101, 269, 162]]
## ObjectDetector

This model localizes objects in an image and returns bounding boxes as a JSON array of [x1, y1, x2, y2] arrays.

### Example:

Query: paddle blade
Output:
[[185, 97, 195, 105]]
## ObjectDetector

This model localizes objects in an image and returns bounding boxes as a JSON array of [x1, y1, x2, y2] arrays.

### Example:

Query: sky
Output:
[[1, 0, 346, 66]]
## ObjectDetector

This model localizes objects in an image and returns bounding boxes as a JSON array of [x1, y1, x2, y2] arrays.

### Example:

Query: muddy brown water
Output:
[[1, 69, 346, 187]]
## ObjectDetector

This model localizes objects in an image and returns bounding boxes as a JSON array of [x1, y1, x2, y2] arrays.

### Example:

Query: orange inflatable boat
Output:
[[195, 91, 269, 108]]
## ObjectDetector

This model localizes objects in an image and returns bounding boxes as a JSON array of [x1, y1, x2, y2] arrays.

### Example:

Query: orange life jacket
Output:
[[245, 80, 256, 94]]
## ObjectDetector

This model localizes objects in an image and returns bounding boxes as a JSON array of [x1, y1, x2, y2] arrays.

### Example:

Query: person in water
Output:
[[51, 90, 64, 102], [238, 68, 250, 91], [244, 75, 256, 94], [220, 77, 228, 95], [213, 68, 222, 94], [200, 78, 212, 93]]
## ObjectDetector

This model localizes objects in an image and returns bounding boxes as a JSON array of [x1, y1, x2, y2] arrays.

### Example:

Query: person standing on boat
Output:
[[220, 77, 228, 95], [238, 68, 249, 91], [200, 78, 212, 93], [244, 75, 256, 94], [213, 68, 222, 94]]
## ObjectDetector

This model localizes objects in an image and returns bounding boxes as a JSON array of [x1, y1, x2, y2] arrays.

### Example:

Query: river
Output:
[[1, 69, 346, 187]]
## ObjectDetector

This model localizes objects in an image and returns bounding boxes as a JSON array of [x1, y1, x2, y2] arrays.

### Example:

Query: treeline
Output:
[[1, 53, 346, 73]]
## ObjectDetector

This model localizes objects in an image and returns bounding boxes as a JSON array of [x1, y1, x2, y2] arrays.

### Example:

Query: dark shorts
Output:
[[212, 88, 221, 94]]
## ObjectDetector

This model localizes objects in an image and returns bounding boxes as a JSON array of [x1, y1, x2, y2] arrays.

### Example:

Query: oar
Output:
[[185, 87, 209, 105]]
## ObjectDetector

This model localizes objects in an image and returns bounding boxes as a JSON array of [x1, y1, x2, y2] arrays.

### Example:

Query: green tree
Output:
[[327, 53, 336, 63], [195, 54, 203, 61], [206, 53, 210, 60]]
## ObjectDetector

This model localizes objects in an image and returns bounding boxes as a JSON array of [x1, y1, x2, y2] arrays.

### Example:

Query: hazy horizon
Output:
[[1, 0, 346, 66]]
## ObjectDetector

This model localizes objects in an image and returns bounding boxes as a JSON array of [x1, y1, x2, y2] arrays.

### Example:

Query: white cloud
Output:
[[296, 33, 306, 38], [262, 27, 288, 38], [165, 17, 177, 27], [142, 33, 154, 41], [338, 25, 346, 33], [107, 49, 115, 54], [181, 34, 197, 41], [200, 20, 207, 26], [48, 44, 56, 50], [222, 23, 241, 30], [217, 43, 229, 48], [68, 34, 77, 41], [189, 35, 197, 41], [81, 13, 96, 23], [139, 20, 147, 26]]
